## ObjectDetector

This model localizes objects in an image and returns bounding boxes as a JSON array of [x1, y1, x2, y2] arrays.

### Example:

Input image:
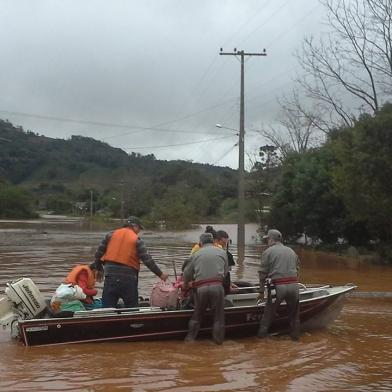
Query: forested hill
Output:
[[0, 119, 239, 225]]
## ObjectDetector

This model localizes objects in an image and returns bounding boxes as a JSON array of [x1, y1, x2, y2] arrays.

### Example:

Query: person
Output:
[[190, 225, 217, 255], [215, 230, 237, 294], [180, 226, 232, 305], [93, 216, 169, 308], [65, 262, 103, 309], [183, 232, 228, 345], [51, 262, 102, 313], [215, 230, 235, 267], [257, 229, 300, 341]]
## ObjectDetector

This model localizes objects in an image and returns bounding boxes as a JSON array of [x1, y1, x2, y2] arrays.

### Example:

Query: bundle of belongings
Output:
[[150, 275, 194, 310], [50, 283, 87, 313], [150, 279, 180, 310]]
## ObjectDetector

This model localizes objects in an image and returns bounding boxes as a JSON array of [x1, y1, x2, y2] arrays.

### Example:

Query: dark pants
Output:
[[258, 283, 300, 340], [185, 285, 225, 345], [102, 263, 139, 308]]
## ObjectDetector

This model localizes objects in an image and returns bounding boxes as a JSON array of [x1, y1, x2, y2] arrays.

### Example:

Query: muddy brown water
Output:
[[0, 219, 391, 391]]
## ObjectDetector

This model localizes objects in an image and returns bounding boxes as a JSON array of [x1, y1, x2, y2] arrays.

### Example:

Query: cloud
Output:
[[0, 0, 325, 168]]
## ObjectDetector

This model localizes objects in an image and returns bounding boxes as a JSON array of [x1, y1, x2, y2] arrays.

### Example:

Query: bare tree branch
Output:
[[295, 0, 392, 129], [257, 90, 325, 158]]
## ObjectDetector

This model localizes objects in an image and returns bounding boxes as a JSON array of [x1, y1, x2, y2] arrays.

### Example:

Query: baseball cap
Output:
[[127, 216, 145, 229], [263, 229, 282, 241]]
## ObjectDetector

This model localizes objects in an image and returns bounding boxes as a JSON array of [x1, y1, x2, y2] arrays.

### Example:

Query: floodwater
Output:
[[0, 219, 391, 391]]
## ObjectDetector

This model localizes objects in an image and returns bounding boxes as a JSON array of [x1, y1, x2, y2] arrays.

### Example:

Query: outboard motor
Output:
[[0, 278, 47, 338]]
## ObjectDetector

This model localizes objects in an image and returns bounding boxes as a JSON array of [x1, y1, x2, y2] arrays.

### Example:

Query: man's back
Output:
[[185, 244, 228, 282], [260, 243, 299, 280]]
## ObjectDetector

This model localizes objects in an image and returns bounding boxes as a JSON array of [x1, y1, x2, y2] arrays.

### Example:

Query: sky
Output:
[[0, 0, 326, 169]]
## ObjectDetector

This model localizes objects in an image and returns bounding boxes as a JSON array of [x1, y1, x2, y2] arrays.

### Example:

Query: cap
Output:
[[126, 216, 145, 229], [263, 229, 282, 242]]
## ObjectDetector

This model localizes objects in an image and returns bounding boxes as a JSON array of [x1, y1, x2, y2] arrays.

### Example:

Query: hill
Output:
[[0, 119, 239, 226]]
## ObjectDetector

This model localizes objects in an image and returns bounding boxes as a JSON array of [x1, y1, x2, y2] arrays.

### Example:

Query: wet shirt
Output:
[[184, 243, 228, 285], [258, 242, 300, 282]]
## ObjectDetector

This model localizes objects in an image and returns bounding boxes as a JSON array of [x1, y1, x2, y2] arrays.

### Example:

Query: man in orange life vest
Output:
[[94, 216, 169, 308]]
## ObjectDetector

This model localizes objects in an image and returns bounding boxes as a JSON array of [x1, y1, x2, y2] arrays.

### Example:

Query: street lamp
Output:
[[216, 123, 245, 262], [215, 124, 239, 134]]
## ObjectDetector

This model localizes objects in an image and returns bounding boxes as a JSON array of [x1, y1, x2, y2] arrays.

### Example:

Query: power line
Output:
[[215, 3, 321, 124], [149, 1, 280, 132], [174, 0, 270, 119], [208, 0, 290, 118], [212, 143, 238, 166], [240, 0, 291, 45], [123, 135, 235, 150], [0, 109, 236, 137], [265, 2, 321, 48]]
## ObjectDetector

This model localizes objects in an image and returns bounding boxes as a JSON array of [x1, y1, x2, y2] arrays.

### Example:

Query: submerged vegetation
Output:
[[0, 119, 241, 228], [2, 103, 392, 262], [256, 103, 392, 263], [252, 0, 392, 263], [1, 1, 392, 262]]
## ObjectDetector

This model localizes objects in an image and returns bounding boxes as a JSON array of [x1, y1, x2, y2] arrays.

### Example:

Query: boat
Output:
[[0, 277, 356, 346]]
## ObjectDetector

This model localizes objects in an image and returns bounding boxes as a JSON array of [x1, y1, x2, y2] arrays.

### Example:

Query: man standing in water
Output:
[[258, 229, 300, 340], [183, 233, 228, 344], [93, 216, 168, 308]]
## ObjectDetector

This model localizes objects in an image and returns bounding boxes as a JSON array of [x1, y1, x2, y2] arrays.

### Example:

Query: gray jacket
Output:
[[258, 242, 300, 283], [184, 244, 228, 286]]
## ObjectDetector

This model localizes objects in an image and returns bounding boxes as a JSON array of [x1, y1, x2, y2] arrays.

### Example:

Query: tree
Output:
[[297, 0, 392, 130], [0, 185, 37, 218], [269, 147, 346, 243], [149, 184, 196, 229], [331, 103, 392, 255], [259, 90, 325, 157], [248, 145, 280, 225]]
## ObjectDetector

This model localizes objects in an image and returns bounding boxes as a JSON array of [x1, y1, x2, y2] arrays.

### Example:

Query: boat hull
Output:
[[18, 286, 355, 346]]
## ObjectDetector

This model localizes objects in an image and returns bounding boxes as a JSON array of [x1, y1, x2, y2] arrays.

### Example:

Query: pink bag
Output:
[[150, 280, 179, 309], [173, 274, 191, 299]]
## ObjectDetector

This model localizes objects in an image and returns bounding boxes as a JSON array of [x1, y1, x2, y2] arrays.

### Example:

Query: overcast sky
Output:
[[0, 0, 326, 169]]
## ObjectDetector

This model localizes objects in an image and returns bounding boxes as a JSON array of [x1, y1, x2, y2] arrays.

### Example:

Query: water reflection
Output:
[[0, 220, 391, 391]]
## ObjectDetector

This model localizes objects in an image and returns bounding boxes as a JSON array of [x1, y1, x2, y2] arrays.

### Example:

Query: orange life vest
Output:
[[65, 264, 96, 289], [101, 227, 140, 270]]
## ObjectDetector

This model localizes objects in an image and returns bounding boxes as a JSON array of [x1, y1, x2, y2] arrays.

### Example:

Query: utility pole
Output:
[[219, 48, 267, 263], [90, 190, 93, 220], [119, 180, 125, 222]]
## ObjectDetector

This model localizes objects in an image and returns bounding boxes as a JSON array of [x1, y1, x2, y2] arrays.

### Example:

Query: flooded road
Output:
[[0, 219, 391, 391]]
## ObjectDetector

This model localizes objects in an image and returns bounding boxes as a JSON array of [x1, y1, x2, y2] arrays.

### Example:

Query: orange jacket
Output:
[[101, 227, 140, 270], [65, 264, 97, 298]]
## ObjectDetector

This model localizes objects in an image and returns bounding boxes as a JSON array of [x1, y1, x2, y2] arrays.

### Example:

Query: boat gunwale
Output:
[[18, 285, 356, 326]]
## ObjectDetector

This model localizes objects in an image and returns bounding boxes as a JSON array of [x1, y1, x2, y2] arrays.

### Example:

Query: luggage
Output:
[[150, 280, 179, 309], [54, 283, 86, 301], [50, 283, 87, 313]]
